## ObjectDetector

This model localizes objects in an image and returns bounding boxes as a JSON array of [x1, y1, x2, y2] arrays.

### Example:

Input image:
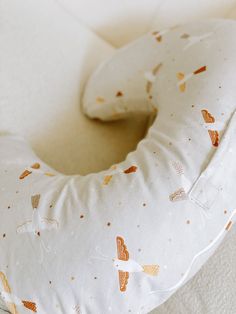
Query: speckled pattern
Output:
[[1, 19, 236, 314]]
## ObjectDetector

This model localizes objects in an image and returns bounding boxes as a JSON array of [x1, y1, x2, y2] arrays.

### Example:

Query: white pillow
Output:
[[1, 19, 236, 314]]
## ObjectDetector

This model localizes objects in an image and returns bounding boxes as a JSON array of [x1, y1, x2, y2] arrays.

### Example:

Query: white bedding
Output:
[[0, 0, 236, 313]]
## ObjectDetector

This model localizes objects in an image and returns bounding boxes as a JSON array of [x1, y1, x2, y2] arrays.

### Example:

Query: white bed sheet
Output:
[[0, 0, 149, 177], [57, 0, 236, 46]]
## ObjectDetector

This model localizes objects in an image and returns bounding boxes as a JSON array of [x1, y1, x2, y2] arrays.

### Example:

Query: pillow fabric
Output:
[[1, 19, 236, 314]]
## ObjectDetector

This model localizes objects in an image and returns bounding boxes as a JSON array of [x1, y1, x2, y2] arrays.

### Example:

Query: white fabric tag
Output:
[[189, 110, 236, 210]]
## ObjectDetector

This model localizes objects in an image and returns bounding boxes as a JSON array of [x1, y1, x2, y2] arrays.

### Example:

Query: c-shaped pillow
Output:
[[1, 19, 236, 314]]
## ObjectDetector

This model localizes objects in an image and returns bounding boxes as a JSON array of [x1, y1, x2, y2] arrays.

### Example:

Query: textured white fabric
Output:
[[1, 19, 236, 313], [54, 0, 163, 47], [150, 0, 236, 32], [0, 0, 150, 176], [154, 226, 236, 314], [1, 1, 236, 314], [55, 0, 236, 46]]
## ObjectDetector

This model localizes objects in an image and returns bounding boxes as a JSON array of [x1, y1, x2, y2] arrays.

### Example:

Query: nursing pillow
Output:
[[0, 19, 236, 314]]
